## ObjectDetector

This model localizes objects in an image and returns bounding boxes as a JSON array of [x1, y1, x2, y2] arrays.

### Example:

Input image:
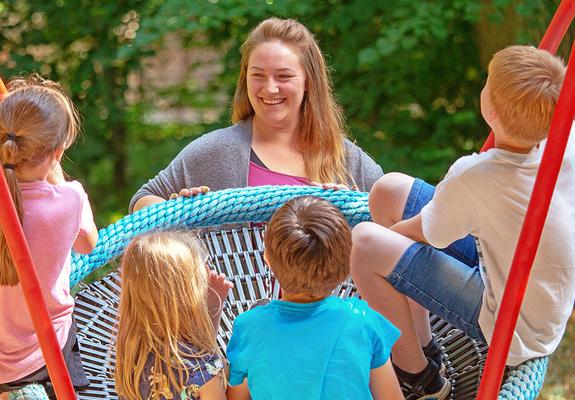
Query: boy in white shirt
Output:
[[350, 45, 574, 399]]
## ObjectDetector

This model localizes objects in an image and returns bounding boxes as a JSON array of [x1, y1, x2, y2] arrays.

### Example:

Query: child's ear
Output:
[[488, 109, 498, 123], [263, 250, 270, 265], [53, 147, 65, 162]]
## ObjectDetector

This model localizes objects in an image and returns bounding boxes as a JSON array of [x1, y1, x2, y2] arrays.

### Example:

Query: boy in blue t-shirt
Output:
[[226, 196, 403, 400]]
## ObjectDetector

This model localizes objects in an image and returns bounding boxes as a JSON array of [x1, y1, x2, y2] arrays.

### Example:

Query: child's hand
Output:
[[208, 269, 234, 310], [208, 270, 234, 302], [169, 186, 210, 199], [206, 269, 234, 331]]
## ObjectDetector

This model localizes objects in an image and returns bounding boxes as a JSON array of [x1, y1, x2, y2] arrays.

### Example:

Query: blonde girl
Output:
[[0, 75, 98, 397], [115, 231, 230, 400]]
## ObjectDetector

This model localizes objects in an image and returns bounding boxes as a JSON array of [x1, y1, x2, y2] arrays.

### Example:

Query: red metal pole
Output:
[[476, 39, 575, 399], [480, 0, 575, 152], [0, 80, 76, 399]]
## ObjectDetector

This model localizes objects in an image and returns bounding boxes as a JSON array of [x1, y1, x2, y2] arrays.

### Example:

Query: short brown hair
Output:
[[488, 45, 565, 146], [264, 196, 351, 297]]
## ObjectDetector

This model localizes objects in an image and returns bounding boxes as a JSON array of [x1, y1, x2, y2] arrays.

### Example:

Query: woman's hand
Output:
[[310, 182, 359, 191], [169, 186, 210, 199], [133, 186, 210, 212]]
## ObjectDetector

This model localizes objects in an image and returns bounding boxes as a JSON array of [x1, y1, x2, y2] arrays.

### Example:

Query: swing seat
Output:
[[13, 186, 550, 399]]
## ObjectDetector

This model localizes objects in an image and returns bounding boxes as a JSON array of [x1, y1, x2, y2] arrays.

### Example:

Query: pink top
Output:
[[248, 161, 310, 187], [0, 180, 95, 382]]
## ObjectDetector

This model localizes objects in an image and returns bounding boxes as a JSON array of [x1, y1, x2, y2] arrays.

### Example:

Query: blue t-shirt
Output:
[[226, 296, 400, 400]]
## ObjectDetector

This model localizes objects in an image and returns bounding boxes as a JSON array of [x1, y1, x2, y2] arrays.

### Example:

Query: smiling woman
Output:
[[130, 17, 383, 213]]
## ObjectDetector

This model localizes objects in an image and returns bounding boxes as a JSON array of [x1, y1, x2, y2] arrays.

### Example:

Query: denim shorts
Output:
[[386, 178, 487, 342]]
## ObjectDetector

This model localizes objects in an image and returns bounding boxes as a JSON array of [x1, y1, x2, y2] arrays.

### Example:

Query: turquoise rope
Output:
[[7, 384, 49, 400], [498, 356, 549, 399], [70, 185, 370, 286]]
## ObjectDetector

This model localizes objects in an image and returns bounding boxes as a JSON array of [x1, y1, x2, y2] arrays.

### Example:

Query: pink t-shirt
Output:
[[0, 180, 95, 382], [248, 161, 310, 187]]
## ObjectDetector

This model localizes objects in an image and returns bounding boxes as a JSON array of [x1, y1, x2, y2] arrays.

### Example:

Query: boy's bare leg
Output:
[[369, 172, 415, 228], [351, 221, 427, 373], [368, 173, 433, 347], [408, 299, 433, 348]]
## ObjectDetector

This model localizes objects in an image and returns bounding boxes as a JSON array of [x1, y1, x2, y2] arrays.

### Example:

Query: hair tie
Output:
[[3, 163, 16, 170], [5, 133, 17, 141]]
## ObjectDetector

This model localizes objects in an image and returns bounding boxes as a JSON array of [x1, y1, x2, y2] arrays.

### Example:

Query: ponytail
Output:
[[0, 135, 23, 286]]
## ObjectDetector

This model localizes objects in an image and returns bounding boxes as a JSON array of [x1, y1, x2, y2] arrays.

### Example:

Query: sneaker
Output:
[[422, 338, 447, 377], [395, 358, 451, 400], [403, 379, 450, 400]]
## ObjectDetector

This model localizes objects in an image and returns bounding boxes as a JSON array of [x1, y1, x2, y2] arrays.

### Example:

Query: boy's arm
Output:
[[226, 379, 251, 400], [370, 360, 404, 400], [390, 214, 428, 244]]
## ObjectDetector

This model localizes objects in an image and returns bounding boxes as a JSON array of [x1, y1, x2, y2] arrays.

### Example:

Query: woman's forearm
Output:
[[132, 194, 166, 212]]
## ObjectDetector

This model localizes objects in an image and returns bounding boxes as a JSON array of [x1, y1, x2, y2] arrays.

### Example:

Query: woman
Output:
[[130, 17, 383, 213]]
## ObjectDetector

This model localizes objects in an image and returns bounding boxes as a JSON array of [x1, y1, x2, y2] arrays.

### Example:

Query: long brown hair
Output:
[[232, 17, 351, 185], [115, 231, 219, 400], [0, 75, 79, 286]]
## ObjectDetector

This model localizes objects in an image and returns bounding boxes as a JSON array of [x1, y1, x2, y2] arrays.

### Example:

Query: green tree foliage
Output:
[[0, 0, 572, 224], [1, 2, 573, 395], [0, 0, 149, 222]]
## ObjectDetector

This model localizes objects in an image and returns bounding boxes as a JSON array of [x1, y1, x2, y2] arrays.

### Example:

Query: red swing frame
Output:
[[0, 2, 574, 398]]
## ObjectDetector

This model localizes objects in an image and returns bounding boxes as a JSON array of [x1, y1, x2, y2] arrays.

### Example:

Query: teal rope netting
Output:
[[66, 185, 547, 400], [70, 185, 370, 286]]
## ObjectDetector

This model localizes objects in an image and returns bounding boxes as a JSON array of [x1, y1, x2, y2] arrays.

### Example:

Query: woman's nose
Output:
[[264, 78, 279, 94]]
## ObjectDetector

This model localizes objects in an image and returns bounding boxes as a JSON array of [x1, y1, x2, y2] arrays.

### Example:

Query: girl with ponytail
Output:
[[0, 75, 98, 398]]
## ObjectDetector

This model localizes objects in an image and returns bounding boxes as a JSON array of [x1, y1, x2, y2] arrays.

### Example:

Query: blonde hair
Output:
[[0, 74, 79, 286], [232, 17, 351, 185], [488, 45, 566, 146], [265, 196, 351, 297], [115, 231, 219, 400]]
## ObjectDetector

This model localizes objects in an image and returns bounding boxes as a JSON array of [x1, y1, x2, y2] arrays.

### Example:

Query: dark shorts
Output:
[[386, 178, 487, 342], [0, 318, 89, 398]]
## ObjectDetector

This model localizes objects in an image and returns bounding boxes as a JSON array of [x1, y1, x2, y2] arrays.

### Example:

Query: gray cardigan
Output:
[[129, 119, 383, 212]]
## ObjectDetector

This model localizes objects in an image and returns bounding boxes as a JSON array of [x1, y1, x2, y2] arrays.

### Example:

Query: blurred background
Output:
[[1, 0, 573, 397]]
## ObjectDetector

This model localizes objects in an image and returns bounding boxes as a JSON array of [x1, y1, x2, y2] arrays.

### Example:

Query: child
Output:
[[226, 196, 403, 400], [115, 230, 233, 400], [0, 76, 98, 397], [350, 45, 574, 399]]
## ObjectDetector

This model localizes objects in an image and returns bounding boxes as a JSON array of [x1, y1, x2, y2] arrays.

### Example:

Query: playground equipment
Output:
[[67, 187, 551, 400], [1, 0, 575, 398]]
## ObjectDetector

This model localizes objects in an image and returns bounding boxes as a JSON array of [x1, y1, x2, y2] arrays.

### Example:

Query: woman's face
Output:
[[246, 41, 306, 129]]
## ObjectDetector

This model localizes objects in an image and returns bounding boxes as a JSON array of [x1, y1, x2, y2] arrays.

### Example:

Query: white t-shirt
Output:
[[420, 129, 575, 366]]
